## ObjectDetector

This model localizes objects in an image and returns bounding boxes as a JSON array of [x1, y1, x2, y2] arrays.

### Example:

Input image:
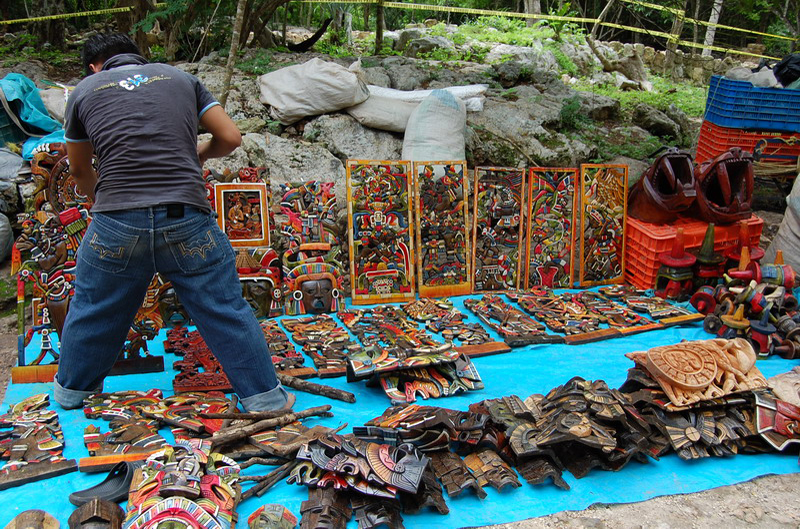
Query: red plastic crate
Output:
[[624, 214, 764, 289], [696, 120, 800, 165]]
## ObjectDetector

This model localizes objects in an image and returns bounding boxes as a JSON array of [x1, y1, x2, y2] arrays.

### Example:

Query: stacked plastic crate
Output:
[[696, 75, 800, 167]]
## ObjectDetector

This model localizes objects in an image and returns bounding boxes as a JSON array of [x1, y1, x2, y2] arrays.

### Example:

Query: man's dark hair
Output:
[[82, 33, 141, 74]]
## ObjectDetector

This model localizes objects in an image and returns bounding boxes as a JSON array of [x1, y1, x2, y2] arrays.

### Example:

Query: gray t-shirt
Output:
[[65, 53, 219, 213]]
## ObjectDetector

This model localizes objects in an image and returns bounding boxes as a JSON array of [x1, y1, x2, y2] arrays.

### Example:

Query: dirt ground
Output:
[[0, 208, 796, 526], [483, 473, 800, 529]]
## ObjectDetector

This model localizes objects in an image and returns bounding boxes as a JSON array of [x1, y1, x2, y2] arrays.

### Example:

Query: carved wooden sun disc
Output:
[[645, 345, 717, 390]]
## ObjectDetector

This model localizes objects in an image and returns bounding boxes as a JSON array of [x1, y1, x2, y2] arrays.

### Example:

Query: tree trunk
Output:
[[344, 11, 353, 45], [523, 0, 541, 27], [374, 2, 384, 54], [220, 0, 247, 110], [692, 0, 700, 48], [664, 0, 687, 77], [701, 0, 724, 57], [30, 0, 66, 49], [363, 5, 370, 30]]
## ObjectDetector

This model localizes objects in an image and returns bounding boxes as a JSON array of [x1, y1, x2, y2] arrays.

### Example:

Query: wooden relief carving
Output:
[[281, 315, 361, 378], [472, 167, 525, 292], [413, 161, 471, 298], [577, 164, 627, 286], [526, 167, 577, 288], [214, 182, 270, 247], [346, 160, 416, 304], [463, 294, 562, 347]]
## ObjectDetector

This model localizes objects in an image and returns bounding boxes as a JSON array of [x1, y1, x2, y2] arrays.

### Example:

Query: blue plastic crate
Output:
[[704, 75, 800, 133]]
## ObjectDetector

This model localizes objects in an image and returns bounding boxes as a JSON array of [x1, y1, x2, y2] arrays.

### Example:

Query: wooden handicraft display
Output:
[[402, 299, 510, 358], [339, 306, 484, 403], [0, 394, 77, 490], [471, 167, 525, 292], [214, 182, 270, 247], [577, 164, 628, 286], [526, 167, 577, 288], [166, 328, 232, 393], [260, 320, 317, 378], [346, 160, 416, 304], [281, 315, 362, 378], [598, 285, 704, 327], [239, 247, 284, 319], [280, 180, 345, 315], [463, 294, 562, 347], [413, 161, 471, 298]]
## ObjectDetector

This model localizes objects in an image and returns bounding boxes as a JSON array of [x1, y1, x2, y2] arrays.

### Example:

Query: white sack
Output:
[[402, 90, 466, 161], [345, 95, 418, 133], [258, 58, 369, 125], [368, 84, 487, 112], [39, 87, 70, 123], [765, 174, 800, 269]]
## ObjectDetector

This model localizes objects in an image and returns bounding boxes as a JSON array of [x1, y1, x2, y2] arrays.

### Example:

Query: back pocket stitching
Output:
[[177, 230, 217, 259], [88, 232, 126, 261]]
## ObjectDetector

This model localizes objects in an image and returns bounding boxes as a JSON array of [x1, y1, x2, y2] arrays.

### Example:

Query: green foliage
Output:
[[0, 34, 72, 69], [540, 3, 583, 42], [546, 44, 578, 76], [559, 95, 586, 130], [581, 126, 666, 163], [237, 50, 276, 75], [574, 75, 706, 118]]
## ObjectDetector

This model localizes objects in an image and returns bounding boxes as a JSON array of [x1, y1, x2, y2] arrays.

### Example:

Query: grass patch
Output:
[[573, 74, 706, 118]]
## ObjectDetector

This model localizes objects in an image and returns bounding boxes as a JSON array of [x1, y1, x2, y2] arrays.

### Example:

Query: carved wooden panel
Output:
[[577, 164, 628, 287], [346, 160, 416, 304], [413, 161, 471, 298], [525, 167, 577, 288], [214, 182, 270, 247], [471, 167, 525, 292]]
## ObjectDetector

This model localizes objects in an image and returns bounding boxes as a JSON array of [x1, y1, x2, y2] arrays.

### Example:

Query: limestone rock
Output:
[[0, 181, 19, 215], [607, 155, 650, 187], [404, 36, 454, 58], [394, 29, 424, 51], [577, 92, 620, 120], [633, 103, 680, 139], [235, 117, 267, 134], [665, 104, 691, 139], [484, 43, 559, 72], [303, 114, 403, 160], [361, 66, 391, 88], [382, 58, 433, 90]]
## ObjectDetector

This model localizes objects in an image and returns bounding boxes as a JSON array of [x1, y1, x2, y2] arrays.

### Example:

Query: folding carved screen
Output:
[[471, 167, 525, 292], [413, 161, 471, 298], [526, 167, 577, 288], [346, 160, 416, 304], [577, 164, 628, 287]]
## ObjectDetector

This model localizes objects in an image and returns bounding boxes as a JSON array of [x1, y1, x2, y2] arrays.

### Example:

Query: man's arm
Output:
[[197, 105, 242, 166], [66, 141, 97, 201]]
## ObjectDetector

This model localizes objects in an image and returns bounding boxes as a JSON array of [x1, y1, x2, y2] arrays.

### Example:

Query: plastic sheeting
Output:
[[1, 294, 798, 527]]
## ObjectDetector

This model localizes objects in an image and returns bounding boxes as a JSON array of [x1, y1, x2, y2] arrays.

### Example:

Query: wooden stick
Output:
[[277, 373, 356, 403], [220, 394, 239, 430], [240, 456, 289, 469], [200, 409, 293, 420], [241, 461, 294, 501], [210, 405, 332, 448]]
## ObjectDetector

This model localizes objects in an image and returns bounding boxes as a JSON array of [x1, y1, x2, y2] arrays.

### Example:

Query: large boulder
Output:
[[633, 103, 681, 139], [404, 36, 454, 58], [484, 43, 559, 72], [181, 63, 265, 121], [303, 114, 403, 160], [381, 57, 433, 91], [577, 92, 620, 120], [394, 29, 424, 51]]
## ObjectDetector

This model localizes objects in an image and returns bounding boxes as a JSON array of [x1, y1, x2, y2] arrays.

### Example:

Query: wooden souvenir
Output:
[[400, 467, 449, 515], [413, 161, 471, 297], [281, 315, 361, 378], [463, 295, 562, 347], [599, 285, 704, 327], [429, 451, 486, 498], [577, 164, 628, 287], [471, 167, 525, 292], [402, 299, 510, 358], [280, 180, 346, 315], [346, 160, 416, 304], [260, 320, 317, 379], [248, 504, 298, 529], [214, 182, 270, 247], [168, 328, 233, 393], [300, 488, 352, 529], [462, 449, 521, 491], [0, 394, 77, 490], [352, 495, 405, 528], [526, 167, 577, 288]]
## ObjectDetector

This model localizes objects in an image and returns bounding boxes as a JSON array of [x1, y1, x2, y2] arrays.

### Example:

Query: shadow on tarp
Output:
[[1, 294, 799, 527]]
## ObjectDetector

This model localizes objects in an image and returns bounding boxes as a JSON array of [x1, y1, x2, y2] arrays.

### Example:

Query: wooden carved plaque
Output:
[[214, 182, 270, 247], [346, 160, 416, 304], [526, 167, 577, 288], [471, 167, 525, 292], [413, 161, 471, 298], [577, 164, 627, 287]]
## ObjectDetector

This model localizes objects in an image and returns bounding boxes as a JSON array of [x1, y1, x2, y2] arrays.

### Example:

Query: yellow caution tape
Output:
[[599, 22, 672, 40], [686, 18, 797, 42], [380, 1, 598, 23], [618, 0, 684, 17], [677, 39, 780, 60], [0, 3, 166, 25]]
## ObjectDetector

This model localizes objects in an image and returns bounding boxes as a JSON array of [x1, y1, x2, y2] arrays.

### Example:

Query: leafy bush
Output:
[[574, 74, 706, 118]]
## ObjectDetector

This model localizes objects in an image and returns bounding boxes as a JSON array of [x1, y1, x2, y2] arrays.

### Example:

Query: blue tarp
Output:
[[1, 294, 798, 527], [0, 74, 61, 137]]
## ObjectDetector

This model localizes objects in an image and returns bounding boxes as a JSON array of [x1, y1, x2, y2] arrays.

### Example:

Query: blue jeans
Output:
[[54, 206, 288, 411]]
